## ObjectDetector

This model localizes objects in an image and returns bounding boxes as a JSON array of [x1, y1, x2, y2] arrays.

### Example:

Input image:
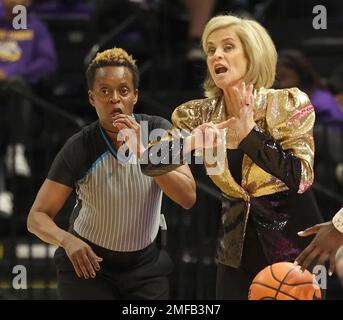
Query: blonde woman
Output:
[[142, 15, 323, 299]]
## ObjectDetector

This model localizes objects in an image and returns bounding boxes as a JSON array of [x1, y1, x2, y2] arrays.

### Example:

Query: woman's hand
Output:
[[112, 114, 145, 158], [219, 82, 256, 149], [61, 234, 103, 279], [184, 121, 225, 154]]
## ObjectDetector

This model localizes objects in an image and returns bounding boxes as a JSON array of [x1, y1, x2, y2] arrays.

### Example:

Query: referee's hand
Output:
[[112, 114, 145, 158], [62, 235, 103, 279]]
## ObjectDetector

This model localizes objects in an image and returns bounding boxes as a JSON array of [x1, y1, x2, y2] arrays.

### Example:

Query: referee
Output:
[[27, 48, 196, 299]]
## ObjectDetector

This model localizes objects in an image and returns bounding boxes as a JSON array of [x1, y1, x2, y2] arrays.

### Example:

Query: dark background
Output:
[[0, 0, 342, 300]]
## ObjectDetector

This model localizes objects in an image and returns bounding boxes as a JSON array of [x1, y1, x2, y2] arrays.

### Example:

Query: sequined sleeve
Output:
[[171, 99, 205, 131], [240, 88, 315, 193], [140, 99, 211, 177], [239, 126, 302, 192], [140, 129, 186, 177]]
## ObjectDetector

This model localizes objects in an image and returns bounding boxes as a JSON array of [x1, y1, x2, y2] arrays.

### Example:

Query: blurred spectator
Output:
[[91, 0, 146, 36], [275, 49, 343, 122], [32, 0, 92, 18], [183, 0, 216, 90], [275, 49, 343, 195], [328, 64, 343, 112], [0, 0, 57, 216], [185, 0, 216, 61]]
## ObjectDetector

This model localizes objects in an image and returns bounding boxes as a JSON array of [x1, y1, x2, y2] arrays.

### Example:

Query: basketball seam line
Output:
[[269, 264, 285, 283], [266, 265, 314, 286], [274, 281, 315, 287], [272, 265, 299, 300], [251, 281, 299, 300]]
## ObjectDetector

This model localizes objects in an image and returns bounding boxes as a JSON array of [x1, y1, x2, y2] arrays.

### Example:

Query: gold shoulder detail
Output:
[[171, 97, 219, 131]]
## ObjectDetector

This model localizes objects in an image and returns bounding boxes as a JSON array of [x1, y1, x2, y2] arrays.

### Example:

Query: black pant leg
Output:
[[57, 270, 120, 300], [216, 263, 253, 300], [54, 247, 119, 300], [216, 219, 269, 300], [119, 247, 173, 300]]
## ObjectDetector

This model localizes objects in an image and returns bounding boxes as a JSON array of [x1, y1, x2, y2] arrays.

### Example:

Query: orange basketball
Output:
[[248, 262, 322, 300]]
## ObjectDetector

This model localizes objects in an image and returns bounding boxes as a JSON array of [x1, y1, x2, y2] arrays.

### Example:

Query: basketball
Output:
[[248, 262, 322, 300]]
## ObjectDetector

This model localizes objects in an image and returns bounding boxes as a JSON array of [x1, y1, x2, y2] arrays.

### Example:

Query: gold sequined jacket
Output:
[[141, 87, 323, 268]]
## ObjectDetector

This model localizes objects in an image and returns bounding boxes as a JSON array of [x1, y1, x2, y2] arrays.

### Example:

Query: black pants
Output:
[[216, 219, 269, 300], [53, 233, 173, 300]]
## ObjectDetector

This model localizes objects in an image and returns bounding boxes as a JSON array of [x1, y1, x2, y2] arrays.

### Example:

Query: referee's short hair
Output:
[[86, 47, 139, 90]]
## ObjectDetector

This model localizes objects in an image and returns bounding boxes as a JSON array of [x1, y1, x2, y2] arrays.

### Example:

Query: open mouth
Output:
[[110, 108, 123, 117], [215, 65, 228, 75]]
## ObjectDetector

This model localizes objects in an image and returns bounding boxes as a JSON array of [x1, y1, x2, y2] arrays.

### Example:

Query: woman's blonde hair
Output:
[[201, 15, 277, 98]]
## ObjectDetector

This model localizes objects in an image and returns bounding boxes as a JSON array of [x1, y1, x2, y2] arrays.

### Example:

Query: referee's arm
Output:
[[27, 179, 103, 279], [153, 164, 196, 209]]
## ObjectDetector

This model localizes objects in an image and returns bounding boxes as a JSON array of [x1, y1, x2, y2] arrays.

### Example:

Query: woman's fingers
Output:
[[113, 118, 133, 129], [216, 117, 236, 130], [234, 86, 244, 108], [240, 81, 246, 100], [70, 259, 83, 278], [88, 250, 103, 272], [113, 115, 140, 132], [75, 255, 89, 279], [247, 83, 254, 101], [69, 247, 101, 279], [195, 122, 227, 149], [83, 254, 96, 278], [198, 122, 218, 133]]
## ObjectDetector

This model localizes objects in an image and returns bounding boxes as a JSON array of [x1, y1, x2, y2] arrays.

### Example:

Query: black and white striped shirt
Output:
[[47, 114, 172, 252]]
